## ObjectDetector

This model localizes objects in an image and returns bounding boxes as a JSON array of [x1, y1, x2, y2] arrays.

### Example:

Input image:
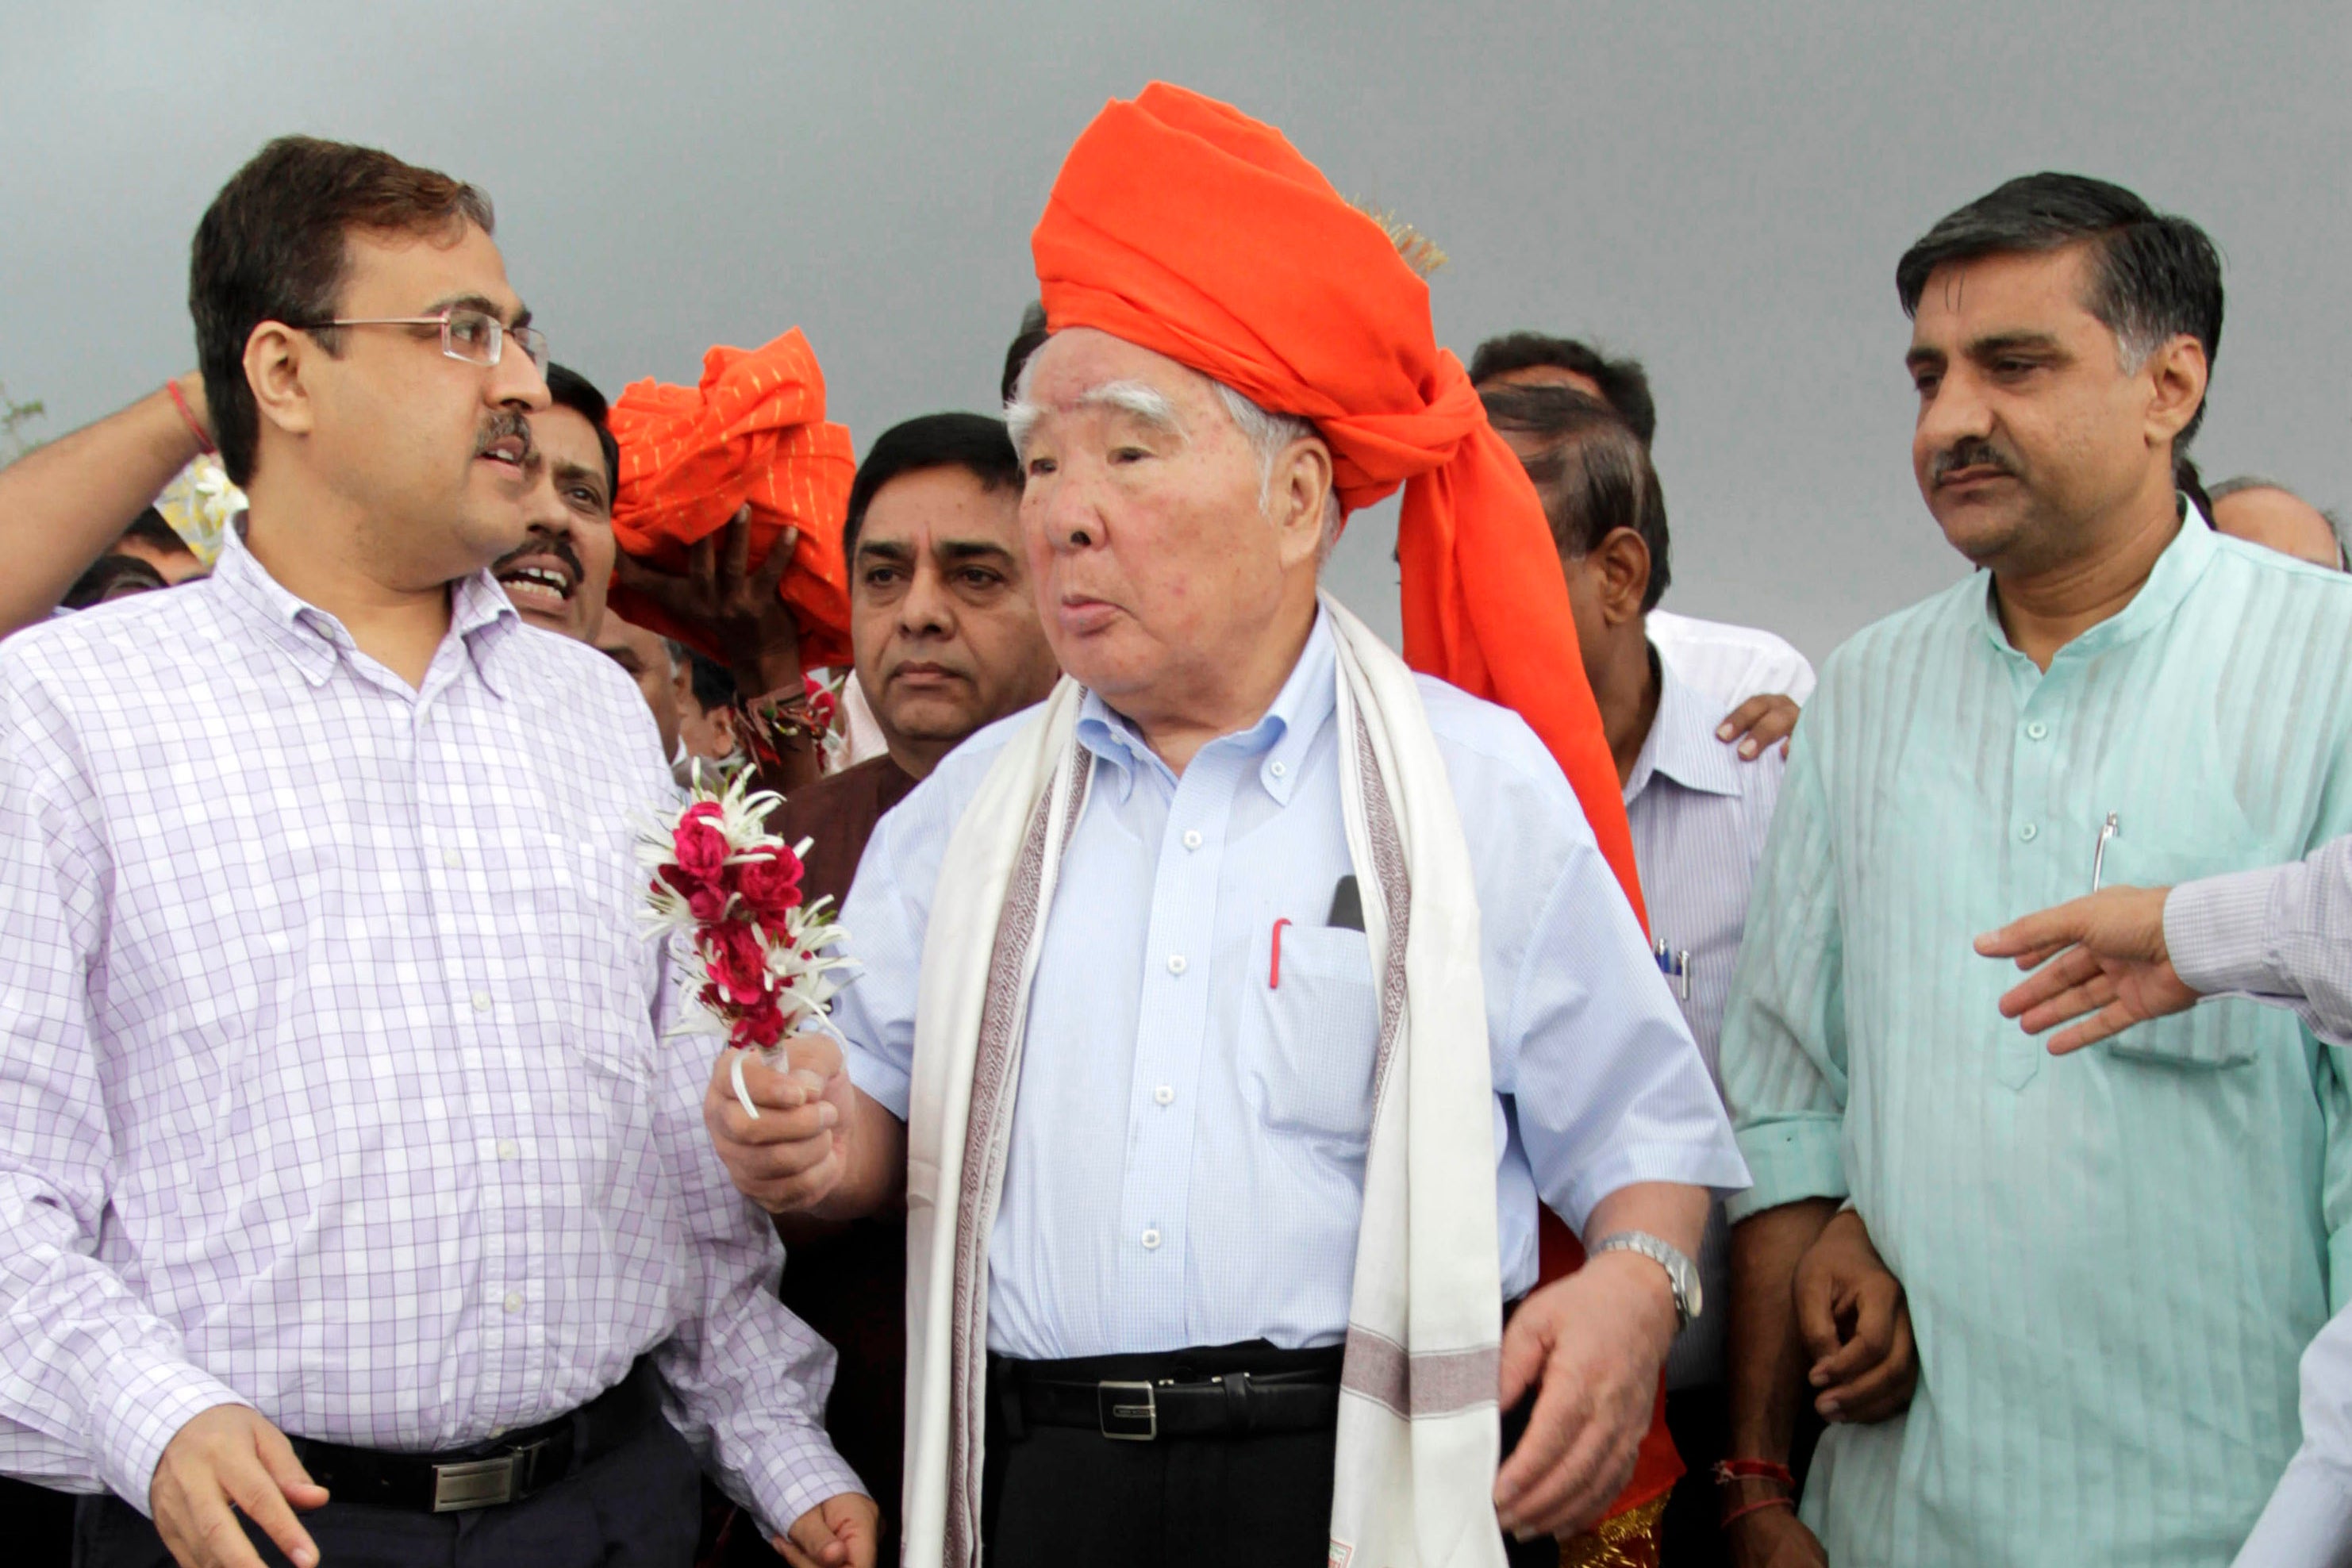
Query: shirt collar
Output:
[[210, 518, 522, 695], [1976, 495, 2218, 667], [1624, 650, 1742, 805], [1076, 606, 1337, 804]]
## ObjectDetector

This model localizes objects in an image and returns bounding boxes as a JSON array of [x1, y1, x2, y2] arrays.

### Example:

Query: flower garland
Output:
[[637, 763, 856, 1116]]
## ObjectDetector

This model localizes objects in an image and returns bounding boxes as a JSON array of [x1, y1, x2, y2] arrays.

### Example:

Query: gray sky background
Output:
[[4, 1, 2343, 660]]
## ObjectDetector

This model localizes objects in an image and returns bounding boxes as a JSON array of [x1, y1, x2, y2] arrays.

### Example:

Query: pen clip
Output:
[[2091, 811, 2119, 893]]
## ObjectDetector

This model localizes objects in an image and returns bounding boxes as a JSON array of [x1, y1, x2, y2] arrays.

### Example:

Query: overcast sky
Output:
[[4, 1, 2343, 659]]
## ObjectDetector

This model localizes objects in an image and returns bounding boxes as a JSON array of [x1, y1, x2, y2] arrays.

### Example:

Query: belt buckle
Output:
[[1097, 1380, 1158, 1441], [432, 1454, 521, 1512]]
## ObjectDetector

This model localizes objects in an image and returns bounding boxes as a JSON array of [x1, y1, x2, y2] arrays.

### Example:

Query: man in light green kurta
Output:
[[1719, 172, 2352, 1567]]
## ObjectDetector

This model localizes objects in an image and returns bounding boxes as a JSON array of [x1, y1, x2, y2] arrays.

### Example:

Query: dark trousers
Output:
[[74, 1414, 702, 1568], [979, 1340, 1557, 1568], [2, 1474, 78, 1566], [1659, 1385, 1731, 1568]]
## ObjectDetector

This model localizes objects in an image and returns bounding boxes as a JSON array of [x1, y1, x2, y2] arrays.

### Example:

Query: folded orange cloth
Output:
[[1032, 83, 1643, 927], [606, 328, 855, 672]]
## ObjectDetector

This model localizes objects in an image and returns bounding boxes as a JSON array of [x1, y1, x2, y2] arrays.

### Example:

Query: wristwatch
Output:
[[1589, 1230, 1703, 1335]]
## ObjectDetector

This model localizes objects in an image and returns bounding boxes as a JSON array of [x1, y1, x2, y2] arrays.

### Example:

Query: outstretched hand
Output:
[[1974, 885, 2200, 1053]]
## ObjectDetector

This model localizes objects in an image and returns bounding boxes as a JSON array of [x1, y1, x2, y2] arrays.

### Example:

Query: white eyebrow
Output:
[[1005, 379, 1186, 455]]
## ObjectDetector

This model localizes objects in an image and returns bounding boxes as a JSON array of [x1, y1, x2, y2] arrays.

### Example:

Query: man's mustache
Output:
[[475, 409, 537, 465], [1930, 438, 2018, 486], [492, 530, 585, 582]]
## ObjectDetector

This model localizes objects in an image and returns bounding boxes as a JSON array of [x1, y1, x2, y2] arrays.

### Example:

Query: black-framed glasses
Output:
[[296, 306, 548, 371]]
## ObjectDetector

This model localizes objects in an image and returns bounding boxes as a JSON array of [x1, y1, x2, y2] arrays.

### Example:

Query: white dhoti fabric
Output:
[[901, 598, 1508, 1568]]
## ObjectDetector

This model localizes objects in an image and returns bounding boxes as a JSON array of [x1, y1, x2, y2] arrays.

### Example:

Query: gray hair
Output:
[[1004, 354, 1341, 561]]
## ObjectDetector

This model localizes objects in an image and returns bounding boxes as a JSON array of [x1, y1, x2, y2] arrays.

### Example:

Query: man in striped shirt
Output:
[[1719, 172, 2352, 1566]]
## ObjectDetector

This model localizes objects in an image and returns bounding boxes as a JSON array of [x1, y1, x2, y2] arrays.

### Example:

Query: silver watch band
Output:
[[1588, 1229, 1702, 1333]]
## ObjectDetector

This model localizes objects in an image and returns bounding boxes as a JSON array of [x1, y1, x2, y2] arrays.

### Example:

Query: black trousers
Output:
[[980, 1340, 1558, 1568], [1658, 1385, 1731, 1568], [72, 1415, 702, 1568]]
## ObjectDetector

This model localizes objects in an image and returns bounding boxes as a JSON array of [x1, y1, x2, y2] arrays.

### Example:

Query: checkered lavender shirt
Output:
[[0, 525, 860, 1530]]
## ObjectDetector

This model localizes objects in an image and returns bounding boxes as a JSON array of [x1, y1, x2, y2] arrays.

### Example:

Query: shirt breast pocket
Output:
[[487, 830, 653, 1072], [1243, 924, 1383, 1149], [2093, 810, 2266, 1071]]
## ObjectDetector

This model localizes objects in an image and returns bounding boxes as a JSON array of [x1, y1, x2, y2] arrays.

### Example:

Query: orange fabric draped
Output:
[[1032, 83, 1645, 928], [1035, 83, 1680, 1559], [606, 328, 855, 671]]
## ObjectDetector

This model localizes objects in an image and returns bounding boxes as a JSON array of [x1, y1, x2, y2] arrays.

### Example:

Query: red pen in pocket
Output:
[[1270, 917, 1291, 989]]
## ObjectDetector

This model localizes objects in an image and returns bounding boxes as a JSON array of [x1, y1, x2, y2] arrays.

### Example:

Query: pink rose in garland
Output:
[[638, 763, 856, 1116]]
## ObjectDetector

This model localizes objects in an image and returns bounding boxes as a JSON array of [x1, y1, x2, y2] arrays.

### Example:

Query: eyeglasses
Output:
[[295, 306, 548, 372]]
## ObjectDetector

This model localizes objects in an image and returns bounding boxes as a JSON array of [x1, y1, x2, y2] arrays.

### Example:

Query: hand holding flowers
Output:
[[640, 766, 856, 1116]]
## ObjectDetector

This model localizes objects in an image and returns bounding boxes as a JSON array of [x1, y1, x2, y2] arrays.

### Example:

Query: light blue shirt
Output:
[[1720, 515, 2352, 1567], [835, 609, 1747, 1360], [1624, 652, 1783, 1389]]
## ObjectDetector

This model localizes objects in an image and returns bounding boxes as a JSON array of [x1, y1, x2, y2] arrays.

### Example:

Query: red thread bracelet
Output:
[[1712, 1458, 1797, 1488], [1720, 1495, 1796, 1528], [166, 381, 215, 455]]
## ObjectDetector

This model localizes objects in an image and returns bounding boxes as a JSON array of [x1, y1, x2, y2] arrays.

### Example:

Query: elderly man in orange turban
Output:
[[706, 84, 1745, 1568]]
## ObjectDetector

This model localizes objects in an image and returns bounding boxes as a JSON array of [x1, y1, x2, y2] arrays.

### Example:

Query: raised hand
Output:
[[614, 507, 805, 695]]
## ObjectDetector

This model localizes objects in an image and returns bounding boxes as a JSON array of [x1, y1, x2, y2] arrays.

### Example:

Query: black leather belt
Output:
[[994, 1346, 1343, 1442], [286, 1357, 661, 1513]]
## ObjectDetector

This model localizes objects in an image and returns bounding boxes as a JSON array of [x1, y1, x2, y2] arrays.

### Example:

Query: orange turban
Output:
[[1033, 83, 1644, 928], [606, 328, 855, 671], [1036, 85, 1684, 1554]]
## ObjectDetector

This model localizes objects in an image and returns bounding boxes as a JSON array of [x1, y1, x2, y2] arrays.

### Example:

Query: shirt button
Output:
[[502, 1291, 524, 1314], [1182, 830, 1203, 851], [443, 849, 464, 870], [471, 991, 494, 1013], [1141, 1228, 1163, 1251], [1269, 761, 1288, 778], [496, 1139, 519, 1160], [1166, 955, 1188, 976], [1154, 1085, 1174, 1106], [2019, 823, 2039, 843], [2024, 721, 2049, 741]]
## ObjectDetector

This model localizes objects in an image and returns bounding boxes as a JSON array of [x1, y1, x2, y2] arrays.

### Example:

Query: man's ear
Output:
[[1594, 527, 1653, 628], [244, 321, 317, 444], [1270, 436, 1338, 569], [2143, 332, 2209, 450]]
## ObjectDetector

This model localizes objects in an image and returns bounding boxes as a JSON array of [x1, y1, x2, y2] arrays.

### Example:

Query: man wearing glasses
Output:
[[0, 137, 874, 1568]]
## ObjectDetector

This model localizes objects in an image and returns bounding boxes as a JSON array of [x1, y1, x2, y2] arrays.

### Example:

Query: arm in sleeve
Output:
[[1501, 826, 1749, 1234], [2168, 836, 2352, 1049], [1719, 727, 1850, 1223], [2231, 1301, 2352, 1567], [644, 937, 865, 1535], [829, 785, 949, 1122], [0, 670, 251, 1508]]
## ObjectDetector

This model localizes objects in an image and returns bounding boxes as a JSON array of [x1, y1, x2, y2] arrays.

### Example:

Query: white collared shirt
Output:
[[1647, 609, 1816, 709]]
